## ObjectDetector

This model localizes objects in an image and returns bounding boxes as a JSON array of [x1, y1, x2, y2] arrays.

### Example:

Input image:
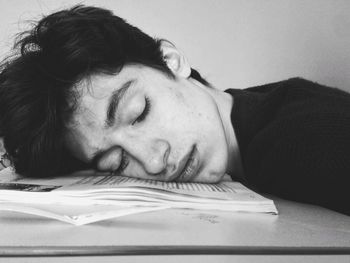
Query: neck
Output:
[[214, 88, 244, 181], [191, 80, 244, 181]]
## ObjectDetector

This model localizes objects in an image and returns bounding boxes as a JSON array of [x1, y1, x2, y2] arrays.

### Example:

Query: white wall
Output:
[[0, 0, 349, 91]]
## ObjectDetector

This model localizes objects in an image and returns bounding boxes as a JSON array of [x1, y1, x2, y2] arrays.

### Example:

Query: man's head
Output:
[[0, 5, 231, 182]]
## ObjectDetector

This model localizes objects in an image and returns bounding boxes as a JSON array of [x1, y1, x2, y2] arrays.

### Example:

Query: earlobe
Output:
[[160, 40, 191, 78]]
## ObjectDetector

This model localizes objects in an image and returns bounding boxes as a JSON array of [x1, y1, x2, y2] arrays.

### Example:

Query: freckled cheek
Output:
[[146, 98, 201, 140]]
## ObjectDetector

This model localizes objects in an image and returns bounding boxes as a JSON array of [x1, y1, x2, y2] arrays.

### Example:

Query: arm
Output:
[[244, 112, 350, 215]]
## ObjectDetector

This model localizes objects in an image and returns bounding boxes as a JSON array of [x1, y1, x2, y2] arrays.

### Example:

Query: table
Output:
[[0, 197, 349, 262]]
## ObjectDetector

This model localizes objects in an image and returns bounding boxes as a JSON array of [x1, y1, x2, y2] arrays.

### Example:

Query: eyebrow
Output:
[[105, 79, 135, 128]]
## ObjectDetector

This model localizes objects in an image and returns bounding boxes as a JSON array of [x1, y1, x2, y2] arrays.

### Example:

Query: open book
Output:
[[0, 167, 277, 225]]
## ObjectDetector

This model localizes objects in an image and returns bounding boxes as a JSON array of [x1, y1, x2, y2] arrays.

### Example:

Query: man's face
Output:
[[65, 64, 229, 183]]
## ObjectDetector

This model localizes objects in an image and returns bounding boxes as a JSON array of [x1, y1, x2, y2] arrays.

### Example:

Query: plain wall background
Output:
[[0, 0, 349, 92]]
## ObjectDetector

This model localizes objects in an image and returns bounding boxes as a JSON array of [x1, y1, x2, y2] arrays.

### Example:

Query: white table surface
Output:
[[0, 197, 349, 262]]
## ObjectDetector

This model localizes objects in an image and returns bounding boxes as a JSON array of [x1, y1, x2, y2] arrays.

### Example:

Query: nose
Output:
[[142, 139, 170, 175], [120, 136, 170, 176]]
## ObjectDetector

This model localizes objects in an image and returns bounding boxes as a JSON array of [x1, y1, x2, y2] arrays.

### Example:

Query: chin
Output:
[[193, 170, 225, 184]]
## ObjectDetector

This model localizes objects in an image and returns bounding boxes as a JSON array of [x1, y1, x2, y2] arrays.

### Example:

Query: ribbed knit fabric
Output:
[[225, 78, 350, 215]]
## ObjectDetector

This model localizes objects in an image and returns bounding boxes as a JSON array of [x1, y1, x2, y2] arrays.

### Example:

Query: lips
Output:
[[174, 145, 200, 182]]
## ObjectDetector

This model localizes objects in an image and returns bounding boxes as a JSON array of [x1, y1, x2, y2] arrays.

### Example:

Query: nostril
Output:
[[163, 147, 170, 166]]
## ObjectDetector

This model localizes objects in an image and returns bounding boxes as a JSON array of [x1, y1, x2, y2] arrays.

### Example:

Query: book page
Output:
[[0, 168, 278, 224], [0, 167, 268, 201]]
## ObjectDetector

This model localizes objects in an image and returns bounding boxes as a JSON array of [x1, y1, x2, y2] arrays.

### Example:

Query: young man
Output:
[[0, 5, 349, 215]]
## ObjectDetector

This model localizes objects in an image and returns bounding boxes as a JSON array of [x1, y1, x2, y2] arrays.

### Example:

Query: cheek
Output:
[[196, 171, 226, 183], [97, 149, 122, 171], [152, 92, 220, 143], [148, 86, 225, 141]]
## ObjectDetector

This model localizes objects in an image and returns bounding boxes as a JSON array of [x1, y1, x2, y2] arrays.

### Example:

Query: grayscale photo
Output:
[[0, 0, 349, 262]]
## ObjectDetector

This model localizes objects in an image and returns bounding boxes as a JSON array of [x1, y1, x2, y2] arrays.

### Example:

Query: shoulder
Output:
[[244, 81, 350, 181], [245, 77, 350, 98], [249, 77, 350, 122], [228, 77, 350, 115], [229, 77, 350, 160]]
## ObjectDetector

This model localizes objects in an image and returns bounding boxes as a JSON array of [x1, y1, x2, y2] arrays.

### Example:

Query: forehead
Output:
[[68, 65, 145, 127], [65, 74, 120, 160], [76, 73, 123, 101], [73, 65, 153, 106], [70, 75, 112, 126]]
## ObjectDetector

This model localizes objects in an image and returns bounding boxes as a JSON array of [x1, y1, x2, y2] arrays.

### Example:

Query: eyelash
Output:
[[113, 97, 151, 174], [113, 97, 151, 175], [133, 97, 151, 125]]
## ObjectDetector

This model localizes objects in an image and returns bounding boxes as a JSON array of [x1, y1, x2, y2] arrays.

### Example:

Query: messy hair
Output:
[[0, 5, 209, 177]]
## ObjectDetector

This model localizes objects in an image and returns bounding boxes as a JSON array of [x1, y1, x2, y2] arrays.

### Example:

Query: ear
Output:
[[160, 40, 191, 78]]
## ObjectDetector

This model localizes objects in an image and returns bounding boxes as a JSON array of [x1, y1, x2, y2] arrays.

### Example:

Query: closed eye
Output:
[[133, 97, 151, 124]]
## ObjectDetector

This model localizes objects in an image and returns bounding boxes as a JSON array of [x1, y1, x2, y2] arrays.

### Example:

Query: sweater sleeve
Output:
[[245, 110, 350, 215], [227, 78, 350, 215]]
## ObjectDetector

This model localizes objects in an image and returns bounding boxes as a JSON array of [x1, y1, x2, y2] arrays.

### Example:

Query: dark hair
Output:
[[0, 5, 209, 177]]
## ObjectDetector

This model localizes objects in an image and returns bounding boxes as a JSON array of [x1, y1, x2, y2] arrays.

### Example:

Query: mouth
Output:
[[174, 145, 200, 182]]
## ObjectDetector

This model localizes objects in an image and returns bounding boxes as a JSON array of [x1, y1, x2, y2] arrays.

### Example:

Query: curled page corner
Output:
[[67, 206, 170, 226]]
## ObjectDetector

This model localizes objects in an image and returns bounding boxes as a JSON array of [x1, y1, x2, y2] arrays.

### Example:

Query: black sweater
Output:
[[225, 78, 350, 215]]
